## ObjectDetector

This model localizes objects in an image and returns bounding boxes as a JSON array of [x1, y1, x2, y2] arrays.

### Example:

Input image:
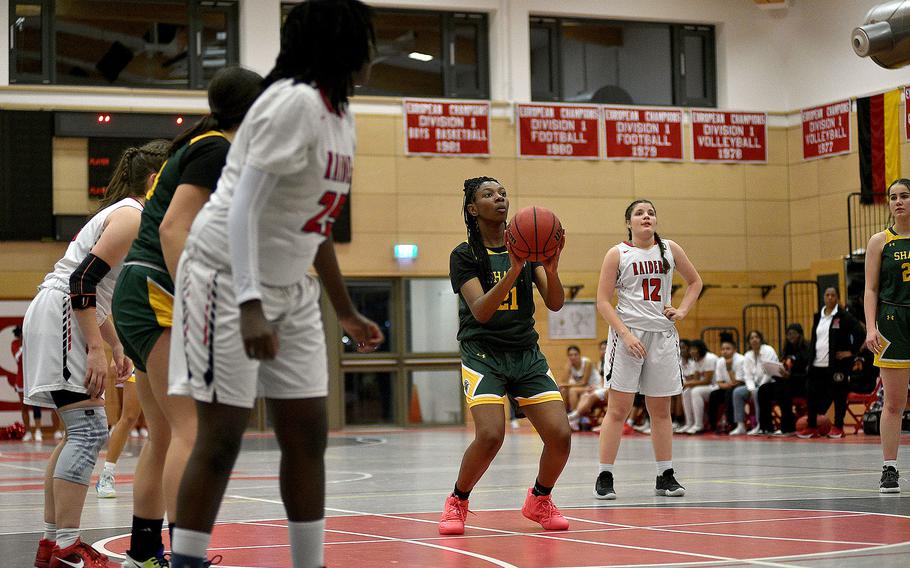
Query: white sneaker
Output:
[[34, 429, 43, 443], [96, 469, 116, 498], [21, 431, 33, 442], [129, 429, 139, 439], [685, 425, 704, 435], [746, 425, 763, 436], [674, 423, 691, 433], [510, 419, 520, 430], [139, 428, 149, 438], [729, 424, 747, 436], [632, 419, 651, 433], [641, 426, 652, 435], [53, 430, 62, 440]]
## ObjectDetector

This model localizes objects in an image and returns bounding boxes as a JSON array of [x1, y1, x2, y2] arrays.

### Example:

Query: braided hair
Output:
[[624, 199, 670, 272], [97, 139, 170, 211], [264, 0, 375, 112], [462, 176, 501, 291]]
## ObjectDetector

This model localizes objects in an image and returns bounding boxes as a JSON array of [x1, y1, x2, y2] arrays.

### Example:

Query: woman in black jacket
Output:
[[800, 287, 864, 438]]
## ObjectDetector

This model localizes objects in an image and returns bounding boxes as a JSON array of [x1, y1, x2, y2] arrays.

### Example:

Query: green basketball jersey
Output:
[[125, 131, 227, 268], [449, 242, 539, 351], [880, 226, 910, 307]]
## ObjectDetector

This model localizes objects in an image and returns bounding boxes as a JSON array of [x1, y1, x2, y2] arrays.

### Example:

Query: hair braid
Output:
[[96, 139, 170, 212], [462, 176, 500, 291]]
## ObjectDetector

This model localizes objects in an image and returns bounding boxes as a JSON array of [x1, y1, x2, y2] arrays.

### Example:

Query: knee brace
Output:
[[54, 406, 108, 485]]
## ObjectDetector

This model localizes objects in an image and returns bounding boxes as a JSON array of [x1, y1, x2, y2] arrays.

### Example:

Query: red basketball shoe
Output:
[[521, 488, 569, 531], [438, 494, 470, 535], [49, 539, 111, 568], [34, 538, 55, 568]]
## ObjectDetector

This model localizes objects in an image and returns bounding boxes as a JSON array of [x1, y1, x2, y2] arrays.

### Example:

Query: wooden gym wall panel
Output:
[[53, 137, 91, 215]]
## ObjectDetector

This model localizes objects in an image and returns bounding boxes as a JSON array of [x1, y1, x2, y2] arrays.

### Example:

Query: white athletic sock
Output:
[[43, 522, 56, 542], [104, 461, 116, 473], [599, 463, 614, 474], [289, 519, 325, 568], [657, 461, 673, 475], [56, 528, 79, 550], [884, 459, 898, 469], [172, 527, 211, 559]]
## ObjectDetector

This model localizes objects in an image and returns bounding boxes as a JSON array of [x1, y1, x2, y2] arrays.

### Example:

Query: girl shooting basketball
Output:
[[439, 176, 571, 535], [593, 199, 702, 499]]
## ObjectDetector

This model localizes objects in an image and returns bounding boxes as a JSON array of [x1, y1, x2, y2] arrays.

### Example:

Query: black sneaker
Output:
[[593, 470, 617, 500], [656, 468, 685, 497], [880, 466, 901, 494]]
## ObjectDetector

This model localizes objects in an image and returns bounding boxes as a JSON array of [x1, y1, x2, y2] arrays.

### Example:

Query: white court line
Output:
[[562, 513, 884, 546], [0, 461, 45, 473]]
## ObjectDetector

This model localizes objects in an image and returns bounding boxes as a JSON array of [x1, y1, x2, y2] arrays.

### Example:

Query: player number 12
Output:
[[641, 278, 662, 302]]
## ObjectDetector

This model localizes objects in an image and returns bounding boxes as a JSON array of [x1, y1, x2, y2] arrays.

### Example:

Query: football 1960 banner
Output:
[[403, 99, 490, 156], [516, 103, 600, 159]]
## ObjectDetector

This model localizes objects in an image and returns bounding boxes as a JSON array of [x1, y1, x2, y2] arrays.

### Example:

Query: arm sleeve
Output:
[[179, 137, 230, 191], [228, 164, 280, 304], [449, 246, 479, 293]]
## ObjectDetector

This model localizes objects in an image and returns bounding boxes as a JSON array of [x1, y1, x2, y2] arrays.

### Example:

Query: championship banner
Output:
[[801, 100, 851, 160], [403, 99, 490, 156], [690, 110, 767, 163], [905, 86, 910, 141], [516, 103, 600, 159], [603, 107, 683, 161]]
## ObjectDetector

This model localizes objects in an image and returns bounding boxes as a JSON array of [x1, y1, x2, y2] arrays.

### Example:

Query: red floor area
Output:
[[96, 507, 910, 567]]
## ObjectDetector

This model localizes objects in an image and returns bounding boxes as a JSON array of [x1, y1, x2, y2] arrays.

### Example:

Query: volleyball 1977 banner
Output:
[[403, 99, 490, 156], [690, 110, 767, 163], [603, 107, 683, 161], [801, 100, 851, 160], [516, 103, 600, 159]]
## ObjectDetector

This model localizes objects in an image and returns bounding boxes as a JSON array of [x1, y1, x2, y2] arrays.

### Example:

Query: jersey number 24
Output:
[[302, 190, 348, 236]]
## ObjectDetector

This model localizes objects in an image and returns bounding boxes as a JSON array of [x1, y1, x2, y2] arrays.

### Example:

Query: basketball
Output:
[[506, 206, 563, 262], [796, 415, 832, 436]]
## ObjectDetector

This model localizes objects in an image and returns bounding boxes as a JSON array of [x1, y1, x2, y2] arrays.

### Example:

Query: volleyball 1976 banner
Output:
[[690, 110, 767, 163], [403, 99, 490, 156], [603, 107, 683, 161], [801, 99, 851, 160], [516, 103, 600, 159]]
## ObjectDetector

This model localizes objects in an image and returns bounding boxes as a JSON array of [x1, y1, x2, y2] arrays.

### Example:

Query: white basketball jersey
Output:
[[40, 197, 143, 322], [188, 79, 355, 288], [614, 239, 676, 331]]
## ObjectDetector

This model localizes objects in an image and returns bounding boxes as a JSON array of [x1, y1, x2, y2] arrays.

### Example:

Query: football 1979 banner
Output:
[[603, 107, 683, 161], [403, 99, 490, 156], [690, 110, 767, 163]]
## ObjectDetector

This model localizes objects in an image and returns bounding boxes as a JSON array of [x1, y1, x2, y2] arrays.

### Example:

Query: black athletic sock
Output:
[[452, 485, 471, 501], [128, 516, 164, 560], [532, 480, 553, 496]]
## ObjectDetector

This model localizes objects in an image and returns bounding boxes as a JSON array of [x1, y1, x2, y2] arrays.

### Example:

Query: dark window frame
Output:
[[281, 3, 490, 99], [9, 0, 240, 89], [530, 16, 717, 108]]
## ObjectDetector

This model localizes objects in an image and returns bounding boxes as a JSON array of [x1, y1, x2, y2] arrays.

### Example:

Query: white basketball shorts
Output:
[[603, 326, 683, 397], [22, 287, 91, 408], [168, 253, 328, 409]]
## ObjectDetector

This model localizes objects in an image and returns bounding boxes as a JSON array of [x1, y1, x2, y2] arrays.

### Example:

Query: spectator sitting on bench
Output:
[[707, 333, 746, 434]]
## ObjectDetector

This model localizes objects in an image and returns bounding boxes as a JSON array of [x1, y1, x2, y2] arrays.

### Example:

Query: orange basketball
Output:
[[506, 207, 563, 262], [796, 415, 832, 436]]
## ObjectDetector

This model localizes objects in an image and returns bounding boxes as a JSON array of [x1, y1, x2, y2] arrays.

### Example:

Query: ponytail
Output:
[[462, 176, 500, 291]]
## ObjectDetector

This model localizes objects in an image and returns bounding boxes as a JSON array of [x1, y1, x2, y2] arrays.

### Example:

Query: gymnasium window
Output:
[[530, 17, 716, 108], [281, 4, 490, 99], [8, 0, 239, 89]]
